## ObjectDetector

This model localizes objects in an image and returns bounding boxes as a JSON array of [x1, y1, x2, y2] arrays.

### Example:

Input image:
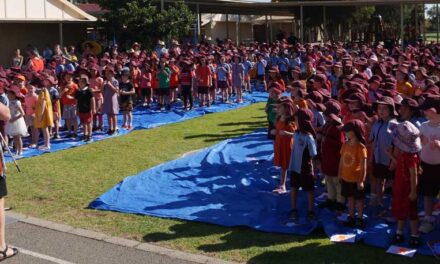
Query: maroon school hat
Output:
[[323, 100, 342, 124], [419, 94, 440, 113], [400, 98, 419, 109], [342, 119, 366, 144]]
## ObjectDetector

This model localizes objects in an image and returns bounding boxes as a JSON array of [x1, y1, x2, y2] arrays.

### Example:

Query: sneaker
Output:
[[127, 125, 133, 130], [71, 133, 78, 139], [53, 133, 61, 139], [409, 236, 422, 248], [289, 209, 299, 221], [392, 233, 405, 245], [308, 211, 316, 220], [355, 218, 365, 229], [419, 220, 435, 234], [343, 216, 356, 228]]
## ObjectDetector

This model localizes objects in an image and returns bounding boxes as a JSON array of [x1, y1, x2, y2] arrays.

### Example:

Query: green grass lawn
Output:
[[6, 103, 437, 264]]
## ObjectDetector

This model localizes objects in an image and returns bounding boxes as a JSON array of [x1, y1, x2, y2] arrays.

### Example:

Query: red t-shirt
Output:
[[321, 122, 344, 177], [180, 70, 194, 86], [61, 83, 78, 105], [169, 65, 180, 88], [196, 65, 212, 87]]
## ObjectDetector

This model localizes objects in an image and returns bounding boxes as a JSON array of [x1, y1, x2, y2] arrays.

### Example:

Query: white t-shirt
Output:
[[420, 121, 440, 165]]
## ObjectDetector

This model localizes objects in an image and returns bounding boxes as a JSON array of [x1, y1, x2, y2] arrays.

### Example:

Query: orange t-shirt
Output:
[[169, 65, 180, 88], [31, 57, 44, 72], [196, 65, 212, 87], [340, 142, 367, 183], [61, 83, 78, 105]]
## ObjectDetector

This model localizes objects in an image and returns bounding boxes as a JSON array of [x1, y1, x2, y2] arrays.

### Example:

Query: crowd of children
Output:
[[0, 39, 439, 246], [265, 40, 440, 248]]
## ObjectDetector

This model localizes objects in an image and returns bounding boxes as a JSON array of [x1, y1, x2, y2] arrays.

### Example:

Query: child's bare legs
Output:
[[13, 136, 22, 155], [375, 178, 385, 206], [355, 199, 364, 219], [273, 168, 287, 193], [128, 111, 133, 127], [369, 175, 377, 206], [347, 197, 355, 218], [235, 86, 242, 102], [31, 126, 38, 146], [291, 189, 298, 210], [424, 196, 434, 219], [410, 220, 418, 237], [42, 127, 50, 148], [111, 114, 117, 131], [123, 112, 128, 127]]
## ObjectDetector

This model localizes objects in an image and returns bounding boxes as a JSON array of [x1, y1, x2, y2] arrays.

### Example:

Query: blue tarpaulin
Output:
[[90, 130, 439, 256], [5, 92, 268, 162]]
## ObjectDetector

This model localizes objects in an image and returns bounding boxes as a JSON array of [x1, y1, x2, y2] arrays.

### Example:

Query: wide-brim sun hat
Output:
[[392, 121, 422, 153]]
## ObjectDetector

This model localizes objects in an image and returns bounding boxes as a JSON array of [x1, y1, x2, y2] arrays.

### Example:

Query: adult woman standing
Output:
[[0, 103, 18, 261]]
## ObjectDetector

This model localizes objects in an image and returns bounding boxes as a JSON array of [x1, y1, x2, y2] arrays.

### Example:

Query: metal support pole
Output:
[[59, 22, 63, 48], [400, 4, 404, 44], [415, 4, 418, 38], [437, 4, 439, 43], [270, 15, 273, 43], [300, 5, 304, 42], [226, 13, 229, 39], [196, 4, 201, 42], [160, 0, 164, 12], [265, 15, 269, 43], [323, 6, 326, 42], [237, 14, 241, 45]]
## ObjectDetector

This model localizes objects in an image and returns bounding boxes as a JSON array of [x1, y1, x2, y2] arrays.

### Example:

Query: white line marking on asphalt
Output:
[[11, 246, 76, 264]]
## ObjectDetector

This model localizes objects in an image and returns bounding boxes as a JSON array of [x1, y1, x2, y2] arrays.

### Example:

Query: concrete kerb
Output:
[[6, 212, 237, 264]]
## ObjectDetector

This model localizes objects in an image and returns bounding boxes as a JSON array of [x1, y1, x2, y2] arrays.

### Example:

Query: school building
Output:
[[0, 0, 96, 66]]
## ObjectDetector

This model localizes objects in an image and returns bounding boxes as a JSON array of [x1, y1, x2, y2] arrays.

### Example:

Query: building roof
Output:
[[163, 0, 440, 16], [0, 0, 97, 22], [76, 3, 106, 16]]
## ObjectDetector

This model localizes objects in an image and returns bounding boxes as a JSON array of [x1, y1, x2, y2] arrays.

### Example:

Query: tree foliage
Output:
[[98, 0, 195, 49]]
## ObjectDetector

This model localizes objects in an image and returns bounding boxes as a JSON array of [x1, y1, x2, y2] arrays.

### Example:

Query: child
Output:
[[119, 67, 135, 129], [74, 75, 95, 142], [319, 100, 345, 211], [396, 67, 414, 98], [168, 58, 180, 104], [24, 84, 38, 145], [370, 96, 399, 211], [389, 121, 422, 247], [60, 71, 78, 138], [272, 96, 296, 194], [140, 63, 152, 108], [216, 55, 231, 102], [180, 60, 195, 110], [156, 59, 171, 110], [231, 54, 245, 103], [46, 76, 60, 139], [195, 57, 212, 107], [89, 65, 104, 130], [340, 119, 368, 228], [265, 87, 282, 140], [102, 66, 119, 135], [418, 94, 440, 234], [34, 80, 53, 150], [5, 86, 27, 156], [284, 109, 318, 220]]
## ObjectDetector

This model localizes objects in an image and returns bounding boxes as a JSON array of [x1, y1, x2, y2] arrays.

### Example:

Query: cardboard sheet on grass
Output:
[[90, 130, 439, 257], [5, 92, 268, 163]]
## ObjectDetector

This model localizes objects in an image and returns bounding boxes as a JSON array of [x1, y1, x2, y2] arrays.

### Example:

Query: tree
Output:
[[98, 0, 195, 49]]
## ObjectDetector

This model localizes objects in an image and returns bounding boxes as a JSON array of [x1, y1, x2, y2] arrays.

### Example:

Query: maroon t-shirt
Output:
[[320, 122, 344, 177]]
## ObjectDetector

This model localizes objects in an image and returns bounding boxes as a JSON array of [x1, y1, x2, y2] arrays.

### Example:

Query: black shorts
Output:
[[290, 171, 314, 192], [209, 85, 216, 92], [140, 88, 152, 97], [198, 86, 209, 95], [121, 101, 133, 111], [419, 162, 440, 197], [257, 74, 265, 81], [373, 163, 394, 180], [341, 180, 365, 200], [217, 81, 228, 89], [157, 88, 169, 96], [0, 176, 7, 198], [268, 122, 275, 140]]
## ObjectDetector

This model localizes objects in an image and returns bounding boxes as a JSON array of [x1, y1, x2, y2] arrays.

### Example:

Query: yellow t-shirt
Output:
[[340, 142, 367, 183], [396, 81, 414, 98]]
